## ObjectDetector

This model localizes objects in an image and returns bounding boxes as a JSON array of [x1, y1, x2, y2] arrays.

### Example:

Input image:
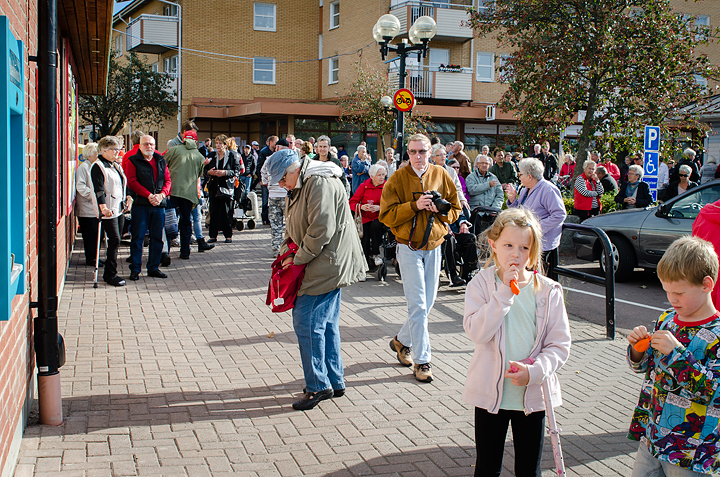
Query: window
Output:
[[476, 52, 494, 82], [330, 1, 340, 29], [682, 13, 711, 40], [115, 34, 123, 54], [254, 3, 276, 31], [163, 4, 178, 16], [164, 56, 178, 77], [151, 62, 159, 73], [329, 57, 339, 84], [694, 74, 708, 92], [498, 54, 511, 83], [253, 57, 276, 84]]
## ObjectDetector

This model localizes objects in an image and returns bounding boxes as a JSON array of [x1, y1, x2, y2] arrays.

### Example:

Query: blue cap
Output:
[[266, 149, 301, 184]]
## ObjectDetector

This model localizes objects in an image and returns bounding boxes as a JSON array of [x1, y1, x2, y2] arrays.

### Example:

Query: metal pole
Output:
[[396, 42, 406, 162], [36, 0, 63, 426]]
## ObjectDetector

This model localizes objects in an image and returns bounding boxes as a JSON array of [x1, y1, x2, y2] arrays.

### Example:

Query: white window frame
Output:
[[116, 34, 123, 54], [330, 1, 340, 29], [329, 57, 339, 84], [151, 62, 159, 73], [476, 52, 494, 82], [253, 57, 276, 84], [254, 2, 276, 31], [163, 56, 178, 78], [694, 74, 708, 92], [498, 54, 511, 83], [163, 4, 178, 16]]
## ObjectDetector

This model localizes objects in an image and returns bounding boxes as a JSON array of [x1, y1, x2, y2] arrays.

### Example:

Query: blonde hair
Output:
[[657, 236, 718, 286], [482, 208, 544, 284], [225, 137, 238, 151]]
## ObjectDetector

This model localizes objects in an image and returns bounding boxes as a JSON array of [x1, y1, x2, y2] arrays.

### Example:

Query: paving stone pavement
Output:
[[14, 225, 646, 477]]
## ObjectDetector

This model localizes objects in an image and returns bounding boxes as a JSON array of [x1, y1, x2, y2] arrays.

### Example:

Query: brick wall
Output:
[[0, 0, 38, 475]]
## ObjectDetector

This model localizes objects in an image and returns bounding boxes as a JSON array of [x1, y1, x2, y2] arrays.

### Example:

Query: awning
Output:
[[58, 0, 114, 95]]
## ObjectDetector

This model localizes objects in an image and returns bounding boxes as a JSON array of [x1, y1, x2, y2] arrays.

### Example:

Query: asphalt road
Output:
[[557, 254, 669, 337]]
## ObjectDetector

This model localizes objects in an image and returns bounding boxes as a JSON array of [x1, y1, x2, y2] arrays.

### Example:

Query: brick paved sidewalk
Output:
[[15, 226, 643, 476]]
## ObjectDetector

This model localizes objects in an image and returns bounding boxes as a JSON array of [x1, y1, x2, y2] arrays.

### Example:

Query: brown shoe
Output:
[[413, 363, 433, 383], [389, 336, 413, 367]]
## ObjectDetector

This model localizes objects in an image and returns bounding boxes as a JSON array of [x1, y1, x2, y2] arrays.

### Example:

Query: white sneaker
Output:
[[373, 255, 383, 266]]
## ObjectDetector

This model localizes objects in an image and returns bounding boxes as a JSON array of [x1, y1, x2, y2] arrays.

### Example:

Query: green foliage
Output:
[[79, 52, 177, 137], [563, 191, 618, 216], [468, 0, 720, 174], [337, 63, 433, 150]]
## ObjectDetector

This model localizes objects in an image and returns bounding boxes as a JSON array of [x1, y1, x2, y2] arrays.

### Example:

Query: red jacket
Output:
[[560, 162, 575, 177], [349, 178, 384, 223], [573, 173, 602, 212], [602, 161, 621, 182], [692, 200, 720, 309]]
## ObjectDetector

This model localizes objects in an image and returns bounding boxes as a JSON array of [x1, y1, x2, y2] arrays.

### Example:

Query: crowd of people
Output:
[[75, 129, 720, 476]]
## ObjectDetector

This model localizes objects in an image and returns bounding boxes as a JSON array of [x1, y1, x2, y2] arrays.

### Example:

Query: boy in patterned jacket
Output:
[[627, 236, 720, 476]]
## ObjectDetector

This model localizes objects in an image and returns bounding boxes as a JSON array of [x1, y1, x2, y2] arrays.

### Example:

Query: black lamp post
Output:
[[373, 14, 436, 162]]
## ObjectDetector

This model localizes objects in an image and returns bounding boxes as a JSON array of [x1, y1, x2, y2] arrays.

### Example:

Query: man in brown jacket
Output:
[[452, 141, 472, 179], [379, 133, 461, 383]]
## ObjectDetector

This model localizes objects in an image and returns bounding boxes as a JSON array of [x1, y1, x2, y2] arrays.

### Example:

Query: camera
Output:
[[425, 190, 452, 214]]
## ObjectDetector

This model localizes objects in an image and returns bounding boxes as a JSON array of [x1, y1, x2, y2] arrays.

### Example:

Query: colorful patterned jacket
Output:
[[627, 309, 720, 474]]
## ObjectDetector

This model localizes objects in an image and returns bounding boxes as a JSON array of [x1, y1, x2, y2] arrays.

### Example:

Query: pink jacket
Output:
[[692, 199, 720, 309], [463, 266, 571, 414]]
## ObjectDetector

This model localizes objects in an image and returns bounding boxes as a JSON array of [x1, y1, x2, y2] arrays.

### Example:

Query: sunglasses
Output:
[[679, 174, 688, 178]]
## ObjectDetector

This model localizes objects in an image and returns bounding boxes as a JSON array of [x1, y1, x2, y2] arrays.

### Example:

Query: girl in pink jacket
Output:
[[463, 208, 571, 477]]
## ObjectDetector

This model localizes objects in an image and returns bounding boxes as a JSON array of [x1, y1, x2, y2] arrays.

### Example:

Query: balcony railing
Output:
[[388, 66, 473, 101], [126, 14, 178, 54], [389, 1, 473, 41]]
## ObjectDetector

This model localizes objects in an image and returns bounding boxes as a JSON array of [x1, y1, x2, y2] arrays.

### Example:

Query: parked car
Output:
[[573, 179, 720, 281]]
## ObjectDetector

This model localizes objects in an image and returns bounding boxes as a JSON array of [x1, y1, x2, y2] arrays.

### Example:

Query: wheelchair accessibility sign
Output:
[[644, 151, 658, 176]]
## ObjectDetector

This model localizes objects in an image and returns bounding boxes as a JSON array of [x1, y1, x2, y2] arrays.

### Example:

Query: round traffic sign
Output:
[[393, 89, 415, 112]]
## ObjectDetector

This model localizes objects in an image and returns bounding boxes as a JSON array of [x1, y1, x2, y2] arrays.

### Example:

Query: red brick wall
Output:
[[0, 0, 75, 474]]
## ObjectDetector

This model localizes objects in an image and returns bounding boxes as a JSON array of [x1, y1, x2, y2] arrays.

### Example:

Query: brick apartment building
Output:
[[0, 0, 113, 475], [110, 0, 719, 160]]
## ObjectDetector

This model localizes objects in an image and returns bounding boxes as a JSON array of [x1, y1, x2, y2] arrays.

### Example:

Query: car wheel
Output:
[[599, 236, 635, 282]]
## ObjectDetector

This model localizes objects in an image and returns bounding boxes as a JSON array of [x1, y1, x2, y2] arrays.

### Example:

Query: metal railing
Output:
[[546, 223, 616, 340], [388, 67, 434, 98]]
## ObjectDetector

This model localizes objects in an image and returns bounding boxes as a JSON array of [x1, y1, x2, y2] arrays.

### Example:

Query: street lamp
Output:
[[373, 13, 436, 161]]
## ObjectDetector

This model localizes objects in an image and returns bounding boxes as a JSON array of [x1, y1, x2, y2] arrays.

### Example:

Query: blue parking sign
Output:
[[644, 151, 659, 177], [644, 126, 660, 152], [644, 176, 658, 201]]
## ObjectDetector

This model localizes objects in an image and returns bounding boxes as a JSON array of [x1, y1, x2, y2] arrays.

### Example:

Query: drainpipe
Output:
[[34, 0, 63, 426]]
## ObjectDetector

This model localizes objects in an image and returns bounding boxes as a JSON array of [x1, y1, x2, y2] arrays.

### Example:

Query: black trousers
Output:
[[102, 215, 124, 281], [210, 195, 233, 239], [474, 407, 545, 477], [362, 220, 384, 259], [573, 207, 599, 221], [78, 216, 100, 265], [443, 232, 479, 280], [173, 197, 194, 257]]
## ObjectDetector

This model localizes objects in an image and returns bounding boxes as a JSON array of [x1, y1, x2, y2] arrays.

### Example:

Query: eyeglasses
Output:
[[451, 165, 460, 170], [408, 149, 429, 156], [679, 174, 688, 178]]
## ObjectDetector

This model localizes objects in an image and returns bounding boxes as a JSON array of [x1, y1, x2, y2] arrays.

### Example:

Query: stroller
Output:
[[232, 180, 260, 231], [374, 224, 397, 282], [470, 205, 502, 262]]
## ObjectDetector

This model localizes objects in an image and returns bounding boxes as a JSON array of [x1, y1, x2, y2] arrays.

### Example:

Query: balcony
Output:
[[389, 66, 473, 101], [389, 1, 473, 42], [126, 14, 178, 54]]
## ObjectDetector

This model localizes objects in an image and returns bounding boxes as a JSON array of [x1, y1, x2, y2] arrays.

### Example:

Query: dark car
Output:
[[573, 180, 720, 281]]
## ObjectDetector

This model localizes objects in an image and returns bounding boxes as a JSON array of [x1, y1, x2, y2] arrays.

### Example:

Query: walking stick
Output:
[[93, 219, 102, 288], [517, 357, 567, 477]]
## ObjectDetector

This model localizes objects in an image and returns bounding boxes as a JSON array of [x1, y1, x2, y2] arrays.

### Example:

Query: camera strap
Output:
[[408, 211, 435, 251]]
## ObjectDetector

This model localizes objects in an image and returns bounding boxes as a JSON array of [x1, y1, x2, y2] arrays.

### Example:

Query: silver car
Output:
[[573, 180, 720, 281]]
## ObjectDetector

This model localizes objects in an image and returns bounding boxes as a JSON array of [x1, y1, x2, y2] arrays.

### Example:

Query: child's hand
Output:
[[650, 330, 682, 355], [505, 361, 530, 386], [627, 326, 650, 346], [502, 265, 520, 288]]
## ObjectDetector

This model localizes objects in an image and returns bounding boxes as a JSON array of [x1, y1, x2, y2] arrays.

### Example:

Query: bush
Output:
[[563, 191, 618, 216]]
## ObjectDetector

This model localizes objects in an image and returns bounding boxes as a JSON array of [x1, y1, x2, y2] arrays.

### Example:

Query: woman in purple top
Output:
[[503, 158, 567, 265]]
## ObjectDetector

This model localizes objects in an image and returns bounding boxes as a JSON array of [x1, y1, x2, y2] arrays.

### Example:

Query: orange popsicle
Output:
[[634, 337, 651, 352], [510, 279, 520, 295]]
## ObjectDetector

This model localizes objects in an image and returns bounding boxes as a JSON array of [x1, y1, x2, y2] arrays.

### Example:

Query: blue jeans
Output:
[[239, 176, 251, 197], [632, 443, 704, 477], [192, 203, 203, 240], [292, 289, 344, 393], [396, 244, 442, 364], [130, 205, 165, 273]]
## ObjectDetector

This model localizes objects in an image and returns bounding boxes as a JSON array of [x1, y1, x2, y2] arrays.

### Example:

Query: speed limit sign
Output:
[[393, 89, 415, 112]]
